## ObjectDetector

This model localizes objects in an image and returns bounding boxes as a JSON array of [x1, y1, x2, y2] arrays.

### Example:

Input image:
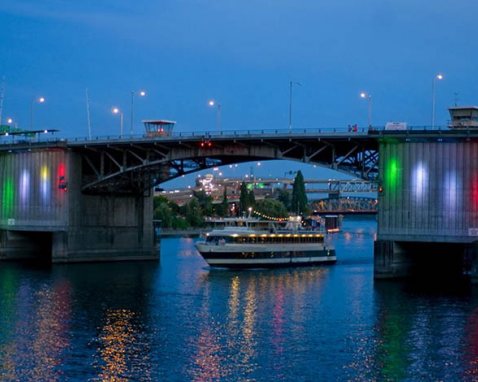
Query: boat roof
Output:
[[207, 227, 257, 236], [206, 227, 324, 237]]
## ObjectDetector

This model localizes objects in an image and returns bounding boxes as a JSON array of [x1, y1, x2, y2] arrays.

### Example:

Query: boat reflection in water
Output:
[[195, 216, 336, 268], [188, 267, 330, 380]]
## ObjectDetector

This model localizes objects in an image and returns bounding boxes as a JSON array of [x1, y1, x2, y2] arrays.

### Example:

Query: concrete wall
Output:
[[378, 140, 478, 243], [0, 149, 68, 230], [376, 140, 478, 278], [0, 150, 156, 262]]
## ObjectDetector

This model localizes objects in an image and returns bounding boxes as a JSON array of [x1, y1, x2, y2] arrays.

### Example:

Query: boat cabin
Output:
[[448, 106, 478, 128], [205, 230, 324, 244], [143, 120, 176, 137]]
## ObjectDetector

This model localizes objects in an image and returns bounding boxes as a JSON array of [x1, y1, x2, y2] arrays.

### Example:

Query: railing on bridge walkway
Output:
[[64, 125, 454, 144], [0, 125, 467, 147]]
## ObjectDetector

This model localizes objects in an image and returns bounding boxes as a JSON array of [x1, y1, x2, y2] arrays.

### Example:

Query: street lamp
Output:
[[4, 117, 14, 135], [30, 96, 45, 130], [130, 89, 146, 136], [208, 99, 222, 132], [432, 73, 444, 128], [112, 107, 124, 137], [360, 91, 372, 127], [289, 81, 302, 130]]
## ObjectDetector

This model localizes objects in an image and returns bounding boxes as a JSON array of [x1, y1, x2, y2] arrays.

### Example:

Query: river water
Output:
[[1, 216, 478, 381]]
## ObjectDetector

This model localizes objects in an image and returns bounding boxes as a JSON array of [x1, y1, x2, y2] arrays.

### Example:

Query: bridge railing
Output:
[[66, 127, 369, 143], [63, 125, 470, 143], [0, 125, 472, 146]]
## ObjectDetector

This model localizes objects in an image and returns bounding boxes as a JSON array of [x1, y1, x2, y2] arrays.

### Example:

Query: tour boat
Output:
[[194, 217, 336, 269]]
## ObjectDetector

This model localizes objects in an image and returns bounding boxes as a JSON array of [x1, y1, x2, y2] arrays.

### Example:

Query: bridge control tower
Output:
[[448, 106, 478, 128], [143, 120, 176, 137]]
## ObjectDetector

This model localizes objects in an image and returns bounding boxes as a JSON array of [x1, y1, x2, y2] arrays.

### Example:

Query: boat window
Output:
[[235, 236, 246, 244]]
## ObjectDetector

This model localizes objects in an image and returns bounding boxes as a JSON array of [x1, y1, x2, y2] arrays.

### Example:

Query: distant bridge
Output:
[[310, 196, 377, 214], [160, 177, 377, 206]]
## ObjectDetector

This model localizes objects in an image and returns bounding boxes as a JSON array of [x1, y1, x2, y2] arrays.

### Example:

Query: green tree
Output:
[[185, 197, 204, 227], [239, 182, 250, 213], [153, 195, 180, 214], [154, 202, 173, 228], [248, 189, 256, 209], [215, 187, 229, 217], [255, 198, 288, 219], [172, 216, 189, 229], [193, 190, 213, 216], [153, 195, 169, 210], [291, 170, 308, 214], [276, 188, 291, 210]]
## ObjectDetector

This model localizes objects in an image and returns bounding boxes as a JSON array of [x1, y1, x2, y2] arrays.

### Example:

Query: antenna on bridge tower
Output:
[[85, 88, 92, 139], [0, 76, 5, 126]]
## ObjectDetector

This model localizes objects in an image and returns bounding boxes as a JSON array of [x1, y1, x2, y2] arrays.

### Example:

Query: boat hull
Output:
[[195, 243, 336, 268]]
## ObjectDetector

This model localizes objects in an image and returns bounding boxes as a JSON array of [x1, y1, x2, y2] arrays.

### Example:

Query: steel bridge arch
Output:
[[74, 133, 379, 194]]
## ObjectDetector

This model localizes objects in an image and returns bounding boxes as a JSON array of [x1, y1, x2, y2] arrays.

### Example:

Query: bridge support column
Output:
[[374, 240, 476, 280], [464, 242, 478, 283], [374, 240, 412, 279], [0, 231, 53, 261], [0, 193, 157, 263], [58, 193, 157, 263]]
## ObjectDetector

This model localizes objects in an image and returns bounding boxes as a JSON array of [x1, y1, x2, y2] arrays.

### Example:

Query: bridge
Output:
[[2, 125, 478, 280], [160, 176, 377, 206]]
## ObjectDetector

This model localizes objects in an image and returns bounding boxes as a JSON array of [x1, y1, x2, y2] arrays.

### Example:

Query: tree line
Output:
[[154, 170, 308, 228]]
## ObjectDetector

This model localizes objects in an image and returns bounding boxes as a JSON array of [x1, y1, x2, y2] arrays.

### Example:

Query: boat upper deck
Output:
[[204, 227, 325, 244]]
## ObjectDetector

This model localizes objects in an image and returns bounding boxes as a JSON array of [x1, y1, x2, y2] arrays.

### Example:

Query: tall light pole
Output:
[[432, 73, 444, 128], [360, 91, 372, 127], [130, 89, 146, 136], [5, 117, 14, 134], [112, 107, 124, 137], [208, 99, 222, 132], [289, 81, 302, 130], [30, 96, 45, 130]]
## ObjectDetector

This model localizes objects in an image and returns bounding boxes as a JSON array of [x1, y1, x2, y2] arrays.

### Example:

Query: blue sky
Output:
[[1, 0, 477, 186]]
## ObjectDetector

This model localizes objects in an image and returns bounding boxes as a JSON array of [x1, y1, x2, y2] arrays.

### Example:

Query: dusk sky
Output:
[[1, 0, 477, 184]]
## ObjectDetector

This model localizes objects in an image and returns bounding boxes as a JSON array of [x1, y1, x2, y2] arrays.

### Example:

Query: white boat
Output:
[[194, 217, 336, 269]]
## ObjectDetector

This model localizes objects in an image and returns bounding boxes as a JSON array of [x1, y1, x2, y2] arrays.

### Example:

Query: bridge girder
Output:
[[73, 135, 378, 194]]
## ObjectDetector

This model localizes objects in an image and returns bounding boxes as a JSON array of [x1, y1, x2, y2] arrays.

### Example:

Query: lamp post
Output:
[[5, 117, 13, 135], [208, 99, 222, 132], [360, 91, 372, 127], [30, 96, 45, 130], [289, 81, 302, 130], [432, 73, 444, 128], [130, 89, 146, 136], [112, 107, 124, 137]]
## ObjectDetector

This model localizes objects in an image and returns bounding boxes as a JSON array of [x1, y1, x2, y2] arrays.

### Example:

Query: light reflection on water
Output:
[[1, 217, 478, 380]]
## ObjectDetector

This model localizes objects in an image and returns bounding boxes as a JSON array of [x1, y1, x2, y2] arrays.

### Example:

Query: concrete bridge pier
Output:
[[0, 192, 157, 263], [374, 240, 478, 281], [0, 230, 53, 261], [52, 193, 156, 263], [374, 139, 478, 282], [0, 150, 157, 263]]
